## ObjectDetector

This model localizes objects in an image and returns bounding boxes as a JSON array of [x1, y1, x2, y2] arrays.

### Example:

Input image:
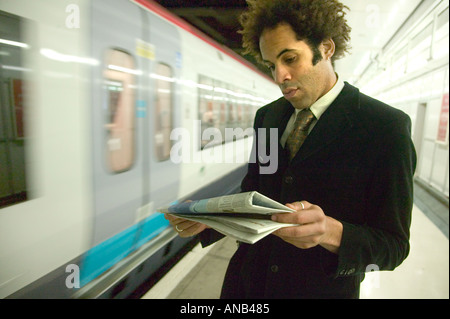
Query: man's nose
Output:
[[273, 65, 292, 85]]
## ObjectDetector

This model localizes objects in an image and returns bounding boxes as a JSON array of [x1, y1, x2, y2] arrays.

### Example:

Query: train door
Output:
[[82, 0, 182, 286], [81, 0, 148, 285], [134, 11, 182, 248]]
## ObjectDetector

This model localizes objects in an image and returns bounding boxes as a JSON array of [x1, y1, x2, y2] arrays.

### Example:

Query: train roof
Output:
[[133, 0, 274, 82]]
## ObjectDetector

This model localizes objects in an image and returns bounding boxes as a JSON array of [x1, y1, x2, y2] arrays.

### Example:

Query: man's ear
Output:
[[321, 38, 336, 60]]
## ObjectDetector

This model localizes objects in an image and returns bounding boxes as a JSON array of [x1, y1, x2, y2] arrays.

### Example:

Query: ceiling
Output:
[[154, 0, 423, 83]]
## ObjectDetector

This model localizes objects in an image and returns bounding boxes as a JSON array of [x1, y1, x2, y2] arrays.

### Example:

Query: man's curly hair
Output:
[[239, 0, 352, 65]]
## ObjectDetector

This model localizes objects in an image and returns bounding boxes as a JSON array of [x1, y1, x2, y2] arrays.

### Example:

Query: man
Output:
[[165, 0, 416, 298]]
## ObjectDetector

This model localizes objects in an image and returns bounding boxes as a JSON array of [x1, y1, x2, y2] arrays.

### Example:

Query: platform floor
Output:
[[142, 203, 449, 299]]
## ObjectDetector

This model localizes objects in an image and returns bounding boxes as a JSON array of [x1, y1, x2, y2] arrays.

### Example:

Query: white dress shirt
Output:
[[280, 75, 345, 147]]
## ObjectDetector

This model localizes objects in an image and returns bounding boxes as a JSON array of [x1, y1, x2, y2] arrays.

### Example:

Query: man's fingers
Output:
[[164, 213, 209, 237], [272, 201, 320, 224], [285, 201, 311, 211]]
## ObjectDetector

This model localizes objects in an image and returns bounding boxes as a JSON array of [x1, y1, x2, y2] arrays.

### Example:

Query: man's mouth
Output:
[[282, 88, 298, 99]]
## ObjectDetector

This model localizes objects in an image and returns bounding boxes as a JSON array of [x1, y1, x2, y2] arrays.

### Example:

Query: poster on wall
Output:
[[437, 92, 449, 145]]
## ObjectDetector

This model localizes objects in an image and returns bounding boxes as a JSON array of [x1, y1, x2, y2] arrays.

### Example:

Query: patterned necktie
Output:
[[286, 109, 315, 161]]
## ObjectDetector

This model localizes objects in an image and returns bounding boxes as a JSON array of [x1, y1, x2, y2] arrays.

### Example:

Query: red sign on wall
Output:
[[437, 92, 449, 145]]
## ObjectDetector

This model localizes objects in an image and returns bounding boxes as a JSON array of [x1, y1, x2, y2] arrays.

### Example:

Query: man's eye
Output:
[[285, 56, 296, 64]]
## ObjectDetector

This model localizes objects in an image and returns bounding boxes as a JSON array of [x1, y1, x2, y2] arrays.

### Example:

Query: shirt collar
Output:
[[294, 74, 345, 120]]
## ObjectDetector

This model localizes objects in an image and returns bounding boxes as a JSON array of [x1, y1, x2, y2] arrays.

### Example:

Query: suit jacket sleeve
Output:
[[334, 113, 417, 277]]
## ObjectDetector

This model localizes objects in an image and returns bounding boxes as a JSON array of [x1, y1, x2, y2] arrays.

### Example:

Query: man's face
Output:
[[259, 23, 335, 109]]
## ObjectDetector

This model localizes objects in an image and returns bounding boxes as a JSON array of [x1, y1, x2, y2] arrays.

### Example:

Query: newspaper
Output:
[[158, 191, 297, 244]]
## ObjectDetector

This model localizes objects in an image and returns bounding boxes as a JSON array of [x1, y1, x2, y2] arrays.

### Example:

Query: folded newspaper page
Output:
[[158, 191, 297, 244], [158, 191, 296, 215], [176, 214, 298, 244]]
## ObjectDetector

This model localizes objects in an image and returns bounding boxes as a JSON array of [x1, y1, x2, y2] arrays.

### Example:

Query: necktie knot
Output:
[[286, 109, 315, 161]]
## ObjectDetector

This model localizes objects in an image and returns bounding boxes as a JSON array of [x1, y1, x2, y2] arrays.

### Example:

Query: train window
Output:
[[0, 10, 28, 208], [198, 75, 215, 149], [154, 63, 173, 162], [214, 80, 227, 142], [197, 74, 258, 149], [226, 85, 236, 129], [104, 49, 136, 173], [237, 101, 243, 123]]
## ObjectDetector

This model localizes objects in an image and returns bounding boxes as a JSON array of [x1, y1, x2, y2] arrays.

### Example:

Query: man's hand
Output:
[[271, 201, 343, 254], [164, 213, 210, 238]]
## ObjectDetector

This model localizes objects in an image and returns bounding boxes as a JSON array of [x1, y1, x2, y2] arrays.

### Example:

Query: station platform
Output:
[[142, 191, 449, 299]]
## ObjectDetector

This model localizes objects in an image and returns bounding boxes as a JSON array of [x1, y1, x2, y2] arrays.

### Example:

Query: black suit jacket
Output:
[[201, 83, 417, 298]]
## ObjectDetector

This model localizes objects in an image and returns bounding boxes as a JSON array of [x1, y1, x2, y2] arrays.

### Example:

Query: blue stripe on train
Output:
[[80, 213, 169, 287]]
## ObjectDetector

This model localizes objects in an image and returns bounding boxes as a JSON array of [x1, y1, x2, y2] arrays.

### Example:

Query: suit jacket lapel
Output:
[[260, 97, 293, 167], [262, 97, 294, 137], [292, 83, 360, 164]]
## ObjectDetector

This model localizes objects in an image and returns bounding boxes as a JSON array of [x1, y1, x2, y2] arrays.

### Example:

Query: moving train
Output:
[[2, 0, 448, 299], [0, 0, 280, 298]]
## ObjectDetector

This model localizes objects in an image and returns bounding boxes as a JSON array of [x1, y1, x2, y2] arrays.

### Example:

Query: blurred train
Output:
[[0, 0, 280, 298]]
